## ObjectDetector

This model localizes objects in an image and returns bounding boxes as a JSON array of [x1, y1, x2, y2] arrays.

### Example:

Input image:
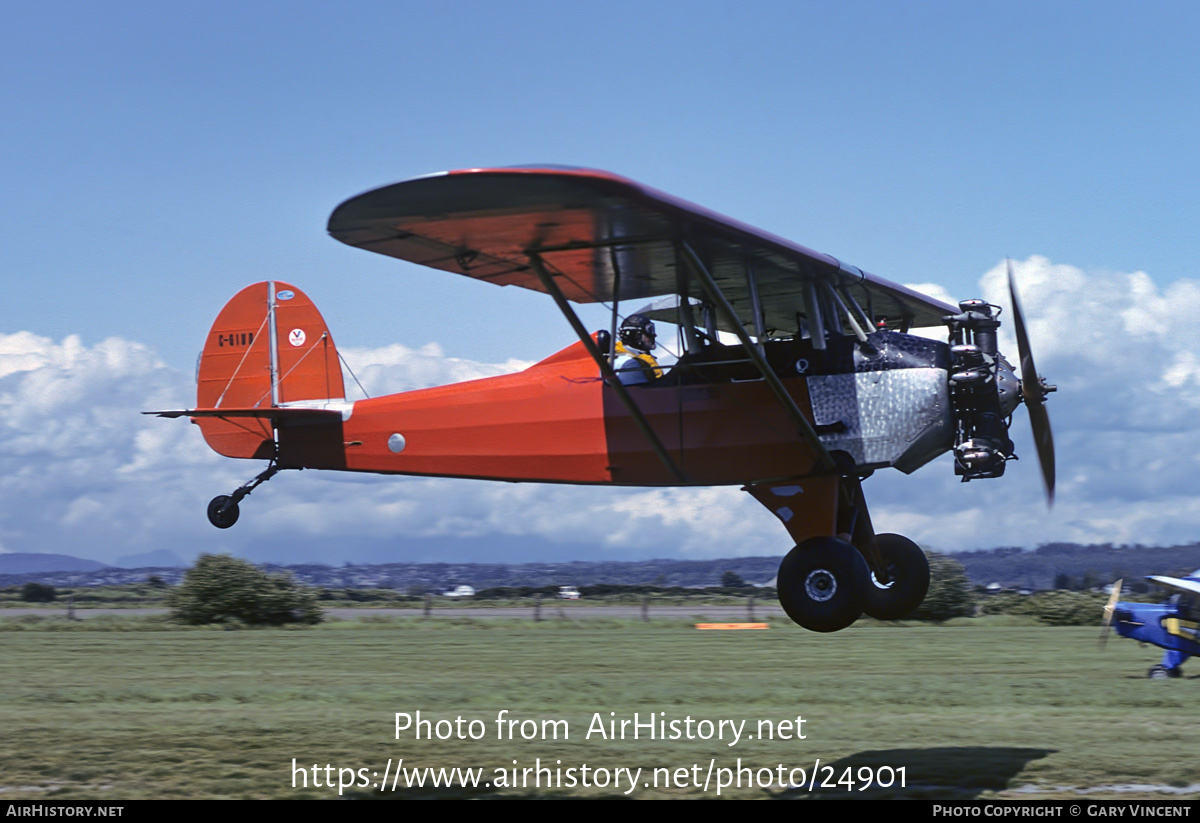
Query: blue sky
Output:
[[4, 1, 1200, 565]]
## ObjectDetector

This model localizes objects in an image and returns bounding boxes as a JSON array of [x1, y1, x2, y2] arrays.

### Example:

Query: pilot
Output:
[[614, 314, 663, 385], [1179, 590, 1200, 620]]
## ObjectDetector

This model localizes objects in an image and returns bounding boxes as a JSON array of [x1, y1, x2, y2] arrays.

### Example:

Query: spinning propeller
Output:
[[1007, 260, 1056, 504], [1099, 579, 1123, 648]]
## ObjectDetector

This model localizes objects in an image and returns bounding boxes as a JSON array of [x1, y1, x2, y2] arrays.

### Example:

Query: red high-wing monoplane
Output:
[[149, 167, 1056, 632]]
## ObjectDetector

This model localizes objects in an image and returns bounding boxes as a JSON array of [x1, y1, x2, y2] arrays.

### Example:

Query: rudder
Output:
[[195, 281, 345, 458]]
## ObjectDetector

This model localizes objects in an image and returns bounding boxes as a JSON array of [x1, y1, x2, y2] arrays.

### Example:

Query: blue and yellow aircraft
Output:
[[1102, 571, 1200, 678]]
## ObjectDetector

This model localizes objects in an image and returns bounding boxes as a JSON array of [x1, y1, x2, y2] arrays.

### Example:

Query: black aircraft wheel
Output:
[[1147, 664, 1172, 680], [863, 533, 931, 620], [207, 495, 240, 529], [776, 537, 869, 633]]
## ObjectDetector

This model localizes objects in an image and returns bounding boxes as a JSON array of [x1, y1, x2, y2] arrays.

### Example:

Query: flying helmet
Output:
[[619, 314, 656, 352]]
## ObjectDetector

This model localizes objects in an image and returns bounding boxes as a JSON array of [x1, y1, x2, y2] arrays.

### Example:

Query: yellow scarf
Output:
[[614, 341, 663, 379]]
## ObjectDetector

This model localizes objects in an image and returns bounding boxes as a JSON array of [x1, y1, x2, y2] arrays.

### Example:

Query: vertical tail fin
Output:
[[195, 281, 345, 458]]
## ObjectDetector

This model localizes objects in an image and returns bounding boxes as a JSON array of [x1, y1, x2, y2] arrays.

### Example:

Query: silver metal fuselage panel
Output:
[[808, 364, 952, 474]]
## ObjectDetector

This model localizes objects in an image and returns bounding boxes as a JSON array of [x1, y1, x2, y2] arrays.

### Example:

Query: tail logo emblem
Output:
[[288, 328, 306, 347]]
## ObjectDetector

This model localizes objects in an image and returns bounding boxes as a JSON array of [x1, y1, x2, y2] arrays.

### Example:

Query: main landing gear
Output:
[[206, 461, 281, 529], [1147, 664, 1182, 680], [749, 478, 930, 633], [776, 534, 930, 632]]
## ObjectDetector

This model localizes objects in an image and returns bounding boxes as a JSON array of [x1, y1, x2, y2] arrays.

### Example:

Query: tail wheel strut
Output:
[[206, 461, 281, 529]]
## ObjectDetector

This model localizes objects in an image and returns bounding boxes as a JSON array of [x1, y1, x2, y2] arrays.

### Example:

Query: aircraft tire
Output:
[[1148, 664, 1181, 679], [207, 495, 240, 529], [776, 537, 869, 633], [863, 533, 930, 620]]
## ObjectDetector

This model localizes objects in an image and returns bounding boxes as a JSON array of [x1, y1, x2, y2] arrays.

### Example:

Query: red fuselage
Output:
[[277, 338, 822, 487]]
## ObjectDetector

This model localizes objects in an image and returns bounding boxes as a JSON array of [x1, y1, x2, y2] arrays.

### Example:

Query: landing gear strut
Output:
[[206, 461, 281, 529]]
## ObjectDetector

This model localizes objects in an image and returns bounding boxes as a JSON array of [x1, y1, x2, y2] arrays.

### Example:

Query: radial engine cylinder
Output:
[[942, 300, 1016, 481]]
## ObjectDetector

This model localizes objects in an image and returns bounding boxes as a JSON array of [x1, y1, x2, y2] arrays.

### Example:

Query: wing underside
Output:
[[1148, 575, 1200, 598], [327, 167, 956, 336]]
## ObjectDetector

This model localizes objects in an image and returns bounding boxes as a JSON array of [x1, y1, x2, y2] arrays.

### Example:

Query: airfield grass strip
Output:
[[0, 623, 1195, 799]]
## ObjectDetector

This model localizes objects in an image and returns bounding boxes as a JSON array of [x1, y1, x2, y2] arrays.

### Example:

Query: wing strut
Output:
[[526, 253, 687, 483], [804, 279, 827, 350], [825, 282, 869, 343], [744, 260, 766, 358], [607, 245, 621, 362], [677, 241, 837, 472]]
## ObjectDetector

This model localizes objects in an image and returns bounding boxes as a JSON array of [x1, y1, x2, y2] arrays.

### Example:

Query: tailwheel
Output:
[[863, 533, 930, 620], [776, 537, 869, 633], [204, 461, 280, 529], [207, 495, 240, 529]]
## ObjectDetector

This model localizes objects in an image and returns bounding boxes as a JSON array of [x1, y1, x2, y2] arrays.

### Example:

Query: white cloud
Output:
[[903, 281, 958, 309], [869, 256, 1200, 550], [339, 342, 532, 397], [0, 332, 225, 561], [5, 257, 1200, 566]]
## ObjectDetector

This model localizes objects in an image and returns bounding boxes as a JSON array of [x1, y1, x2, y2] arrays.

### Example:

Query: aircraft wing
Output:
[[328, 167, 956, 334], [1147, 574, 1200, 598]]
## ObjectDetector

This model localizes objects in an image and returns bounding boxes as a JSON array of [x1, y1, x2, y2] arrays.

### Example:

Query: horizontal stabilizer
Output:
[[144, 407, 344, 421]]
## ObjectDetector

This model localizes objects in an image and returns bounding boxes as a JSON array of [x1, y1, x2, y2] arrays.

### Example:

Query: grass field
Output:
[[0, 616, 1195, 799]]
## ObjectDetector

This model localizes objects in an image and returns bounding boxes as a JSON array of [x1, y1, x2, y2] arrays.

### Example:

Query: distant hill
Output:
[[0, 555, 783, 590], [268, 556, 785, 591], [954, 542, 1200, 590], [1, 542, 1195, 592], [0, 553, 108, 574], [114, 550, 185, 569]]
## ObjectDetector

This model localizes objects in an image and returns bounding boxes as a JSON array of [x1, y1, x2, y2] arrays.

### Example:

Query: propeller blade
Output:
[[1099, 578, 1122, 649], [1008, 261, 1056, 504]]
